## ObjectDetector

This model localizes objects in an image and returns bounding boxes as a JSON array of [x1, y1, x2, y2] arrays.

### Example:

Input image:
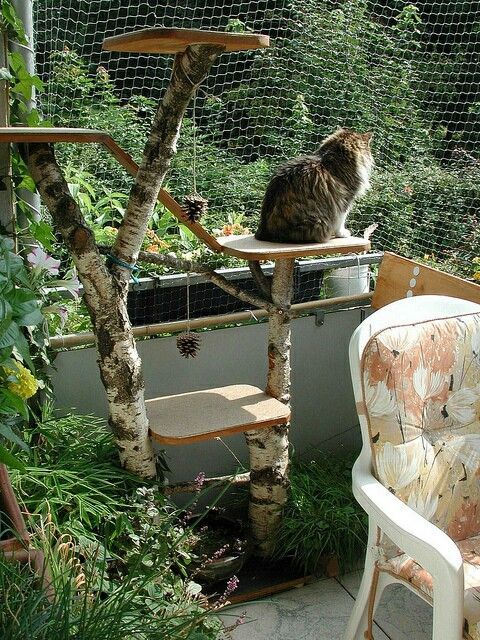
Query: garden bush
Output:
[[3, 412, 229, 639], [274, 452, 367, 574]]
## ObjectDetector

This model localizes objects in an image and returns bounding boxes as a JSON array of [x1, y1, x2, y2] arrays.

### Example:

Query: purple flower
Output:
[[235, 613, 246, 626], [27, 247, 60, 276], [226, 575, 239, 595], [194, 471, 206, 490]]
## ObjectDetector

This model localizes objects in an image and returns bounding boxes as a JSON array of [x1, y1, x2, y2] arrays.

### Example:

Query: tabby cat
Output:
[[255, 128, 373, 244]]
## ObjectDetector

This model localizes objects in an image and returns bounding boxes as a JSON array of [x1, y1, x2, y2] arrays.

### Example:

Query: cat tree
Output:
[[0, 28, 370, 554]]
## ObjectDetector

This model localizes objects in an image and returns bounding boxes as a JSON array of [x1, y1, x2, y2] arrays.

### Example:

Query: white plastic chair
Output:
[[344, 295, 480, 640]]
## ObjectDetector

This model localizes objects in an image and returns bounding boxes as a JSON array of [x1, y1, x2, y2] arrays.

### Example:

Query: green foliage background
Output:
[[32, 0, 480, 276]]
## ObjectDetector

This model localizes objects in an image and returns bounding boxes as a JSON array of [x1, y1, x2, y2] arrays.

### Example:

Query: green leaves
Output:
[[0, 236, 44, 469], [8, 51, 43, 101], [0, 0, 26, 42], [0, 444, 25, 471]]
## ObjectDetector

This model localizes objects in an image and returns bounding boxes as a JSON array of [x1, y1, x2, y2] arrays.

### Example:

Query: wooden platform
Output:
[[103, 28, 270, 54], [147, 384, 290, 445], [216, 234, 371, 261]]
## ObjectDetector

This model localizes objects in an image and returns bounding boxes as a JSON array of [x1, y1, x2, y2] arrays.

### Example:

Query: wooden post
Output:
[[0, 31, 14, 235], [245, 258, 295, 556], [11, 0, 41, 244]]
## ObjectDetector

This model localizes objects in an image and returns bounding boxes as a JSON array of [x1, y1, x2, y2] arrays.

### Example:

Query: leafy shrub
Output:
[[5, 412, 225, 639], [0, 237, 45, 468], [0, 528, 223, 640], [275, 452, 367, 574]]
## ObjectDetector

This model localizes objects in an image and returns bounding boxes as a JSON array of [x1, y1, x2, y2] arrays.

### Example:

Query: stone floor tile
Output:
[[221, 577, 389, 640]]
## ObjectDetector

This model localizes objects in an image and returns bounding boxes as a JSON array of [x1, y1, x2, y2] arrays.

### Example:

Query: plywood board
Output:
[[103, 28, 270, 54], [372, 252, 480, 309], [147, 384, 290, 445], [216, 234, 371, 260]]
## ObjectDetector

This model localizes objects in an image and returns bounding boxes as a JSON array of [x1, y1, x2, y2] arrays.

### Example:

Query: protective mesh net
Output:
[[32, 0, 480, 330]]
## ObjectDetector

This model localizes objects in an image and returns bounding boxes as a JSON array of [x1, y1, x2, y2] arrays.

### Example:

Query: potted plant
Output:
[[187, 508, 250, 584]]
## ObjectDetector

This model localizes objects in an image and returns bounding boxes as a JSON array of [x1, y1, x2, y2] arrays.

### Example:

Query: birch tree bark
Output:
[[24, 43, 225, 478], [245, 258, 295, 556]]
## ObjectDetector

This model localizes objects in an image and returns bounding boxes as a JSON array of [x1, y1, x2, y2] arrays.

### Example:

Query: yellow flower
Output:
[[4, 362, 38, 399], [473, 271, 480, 281]]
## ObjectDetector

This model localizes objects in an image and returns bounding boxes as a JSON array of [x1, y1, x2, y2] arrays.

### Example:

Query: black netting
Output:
[[32, 0, 480, 333]]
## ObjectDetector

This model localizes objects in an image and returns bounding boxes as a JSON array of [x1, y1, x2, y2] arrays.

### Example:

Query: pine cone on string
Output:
[[176, 332, 201, 359], [182, 194, 208, 224]]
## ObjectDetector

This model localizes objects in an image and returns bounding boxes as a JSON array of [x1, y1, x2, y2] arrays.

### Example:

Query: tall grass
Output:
[[0, 538, 222, 640], [2, 412, 225, 639], [274, 452, 367, 574]]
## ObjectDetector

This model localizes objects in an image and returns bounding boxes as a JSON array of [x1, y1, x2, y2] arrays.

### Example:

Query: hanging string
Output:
[[186, 271, 191, 333], [192, 91, 197, 195]]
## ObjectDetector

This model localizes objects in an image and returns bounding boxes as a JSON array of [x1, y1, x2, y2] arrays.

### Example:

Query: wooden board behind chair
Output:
[[372, 252, 480, 309]]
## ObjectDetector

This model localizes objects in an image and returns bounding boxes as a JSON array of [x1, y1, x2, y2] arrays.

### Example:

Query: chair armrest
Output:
[[353, 454, 463, 590]]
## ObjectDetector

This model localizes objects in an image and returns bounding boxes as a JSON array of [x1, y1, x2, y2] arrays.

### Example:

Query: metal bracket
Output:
[[315, 297, 372, 327], [315, 310, 325, 326]]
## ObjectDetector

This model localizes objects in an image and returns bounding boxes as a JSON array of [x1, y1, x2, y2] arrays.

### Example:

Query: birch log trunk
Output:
[[24, 43, 225, 478], [245, 258, 295, 556]]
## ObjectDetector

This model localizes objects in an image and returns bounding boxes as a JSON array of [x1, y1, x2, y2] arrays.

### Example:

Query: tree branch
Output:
[[133, 248, 279, 313], [24, 143, 116, 312], [248, 260, 273, 302], [164, 471, 250, 495], [111, 43, 225, 283]]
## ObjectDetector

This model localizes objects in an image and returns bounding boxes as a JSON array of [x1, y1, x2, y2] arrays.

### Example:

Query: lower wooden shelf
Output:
[[147, 384, 290, 445]]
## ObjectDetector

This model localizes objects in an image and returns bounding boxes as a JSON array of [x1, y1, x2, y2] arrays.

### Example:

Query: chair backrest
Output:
[[350, 295, 480, 540], [372, 252, 480, 310]]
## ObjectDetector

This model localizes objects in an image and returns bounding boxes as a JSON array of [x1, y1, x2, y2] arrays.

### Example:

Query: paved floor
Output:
[[221, 569, 432, 639]]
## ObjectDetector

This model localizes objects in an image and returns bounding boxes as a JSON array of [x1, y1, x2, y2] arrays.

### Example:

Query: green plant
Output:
[[0, 237, 47, 469], [11, 413, 148, 542], [5, 411, 234, 638], [274, 452, 367, 574], [0, 530, 224, 640]]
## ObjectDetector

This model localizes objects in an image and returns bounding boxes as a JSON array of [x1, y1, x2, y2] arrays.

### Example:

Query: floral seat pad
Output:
[[378, 535, 480, 639]]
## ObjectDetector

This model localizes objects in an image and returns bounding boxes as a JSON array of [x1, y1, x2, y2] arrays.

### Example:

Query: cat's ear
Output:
[[363, 131, 374, 142]]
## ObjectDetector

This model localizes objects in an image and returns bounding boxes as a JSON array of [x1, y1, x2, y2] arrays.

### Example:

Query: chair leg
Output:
[[343, 542, 381, 640], [432, 580, 463, 640]]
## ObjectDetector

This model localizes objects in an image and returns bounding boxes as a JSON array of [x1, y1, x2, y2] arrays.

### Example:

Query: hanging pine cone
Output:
[[176, 332, 201, 358], [182, 194, 208, 224]]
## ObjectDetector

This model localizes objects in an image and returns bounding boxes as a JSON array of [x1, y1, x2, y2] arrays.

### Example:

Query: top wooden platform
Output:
[[147, 384, 290, 445], [216, 234, 371, 261], [103, 28, 270, 54]]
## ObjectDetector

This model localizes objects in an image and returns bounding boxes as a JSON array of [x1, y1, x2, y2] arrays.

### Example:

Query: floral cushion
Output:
[[361, 312, 480, 637], [362, 312, 480, 539]]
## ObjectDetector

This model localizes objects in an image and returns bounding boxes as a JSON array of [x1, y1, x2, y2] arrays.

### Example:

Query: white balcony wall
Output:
[[51, 308, 364, 483]]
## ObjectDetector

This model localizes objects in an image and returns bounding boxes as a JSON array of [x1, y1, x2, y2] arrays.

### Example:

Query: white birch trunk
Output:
[[24, 44, 226, 477], [112, 44, 224, 285], [26, 143, 156, 478], [245, 258, 295, 556]]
